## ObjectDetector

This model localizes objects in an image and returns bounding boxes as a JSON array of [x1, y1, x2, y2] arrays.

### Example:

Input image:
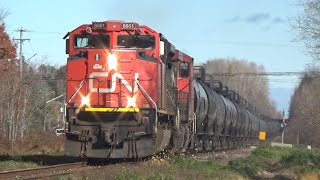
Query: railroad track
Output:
[[0, 147, 256, 179], [0, 161, 87, 179], [0, 159, 139, 180]]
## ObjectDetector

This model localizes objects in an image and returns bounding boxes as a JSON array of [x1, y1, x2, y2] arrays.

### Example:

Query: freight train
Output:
[[63, 20, 282, 159]]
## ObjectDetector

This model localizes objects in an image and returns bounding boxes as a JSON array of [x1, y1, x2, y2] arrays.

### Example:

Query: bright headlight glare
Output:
[[127, 96, 136, 107], [108, 53, 117, 70], [81, 96, 89, 105]]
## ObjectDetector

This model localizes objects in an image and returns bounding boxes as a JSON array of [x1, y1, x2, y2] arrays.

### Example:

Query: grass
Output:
[[2, 144, 320, 179], [280, 148, 320, 174], [114, 170, 144, 180], [0, 154, 83, 167], [229, 145, 320, 179], [114, 170, 173, 180], [0, 132, 65, 156], [58, 154, 243, 180], [251, 145, 292, 160], [169, 155, 240, 179], [228, 157, 260, 177], [0, 132, 77, 172], [0, 160, 39, 171], [0, 154, 83, 172]]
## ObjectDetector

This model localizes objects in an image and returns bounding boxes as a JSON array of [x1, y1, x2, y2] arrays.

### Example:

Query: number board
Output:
[[121, 23, 136, 29], [92, 22, 106, 29]]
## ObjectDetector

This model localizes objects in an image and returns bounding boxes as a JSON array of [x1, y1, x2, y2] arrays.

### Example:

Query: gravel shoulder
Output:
[[195, 146, 256, 164]]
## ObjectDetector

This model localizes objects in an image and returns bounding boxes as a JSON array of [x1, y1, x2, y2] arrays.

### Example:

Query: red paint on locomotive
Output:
[[66, 21, 161, 109]]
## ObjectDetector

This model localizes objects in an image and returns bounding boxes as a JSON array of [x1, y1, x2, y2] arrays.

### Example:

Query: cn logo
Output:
[[89, 72, 139, 93]]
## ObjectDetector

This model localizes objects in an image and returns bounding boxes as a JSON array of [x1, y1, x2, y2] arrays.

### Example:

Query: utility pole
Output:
[[281, 108, 285, 144], [13, 28, 30, 77]]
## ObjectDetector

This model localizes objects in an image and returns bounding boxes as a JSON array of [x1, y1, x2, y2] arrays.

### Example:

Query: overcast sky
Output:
[[1, 0, 312, 111]]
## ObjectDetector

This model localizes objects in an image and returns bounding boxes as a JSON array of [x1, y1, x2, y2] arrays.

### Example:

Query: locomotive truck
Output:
[[63, 20, 282, 159]]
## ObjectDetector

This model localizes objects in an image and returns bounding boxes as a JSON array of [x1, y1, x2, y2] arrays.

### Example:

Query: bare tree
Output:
[[0, 8, 67, 149], [205, 58, 280, 117], [287, 0, 320, 147], [292, 0, 320, 60], [286, 65, 320, 147], [0, 8, 9, 24]]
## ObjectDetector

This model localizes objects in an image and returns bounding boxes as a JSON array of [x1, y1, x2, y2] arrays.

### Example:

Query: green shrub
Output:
[[280, 149, 320, 173], [228, 158, 260, 177], [251, 145, 291, 160]]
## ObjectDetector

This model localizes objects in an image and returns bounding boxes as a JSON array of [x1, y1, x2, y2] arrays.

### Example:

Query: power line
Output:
[[210, 71, 320, 77], [175, 39, 299, 48], [222, 78, 300, 84], [30, 30, 64, 35]]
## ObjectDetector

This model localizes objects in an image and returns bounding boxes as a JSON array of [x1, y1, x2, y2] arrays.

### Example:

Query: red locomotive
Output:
[[63, 21, 282, 160]]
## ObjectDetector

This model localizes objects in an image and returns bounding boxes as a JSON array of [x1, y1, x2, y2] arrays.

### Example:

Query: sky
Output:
[[1, 0, 315, 113]]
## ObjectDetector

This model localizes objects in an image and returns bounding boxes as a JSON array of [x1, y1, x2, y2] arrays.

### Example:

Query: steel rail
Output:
[[0, 162, 86, 179]]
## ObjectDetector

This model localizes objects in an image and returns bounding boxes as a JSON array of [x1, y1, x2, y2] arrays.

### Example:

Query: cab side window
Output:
[[74, 34, 110, 49], [180, 62, 189, 78], [75, 36, 89, 48]]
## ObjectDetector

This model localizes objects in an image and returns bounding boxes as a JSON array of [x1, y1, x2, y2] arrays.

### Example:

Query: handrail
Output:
[[67, 79, 85, 104], [193, 112, 197, 135], [136, 80, 158, 134]]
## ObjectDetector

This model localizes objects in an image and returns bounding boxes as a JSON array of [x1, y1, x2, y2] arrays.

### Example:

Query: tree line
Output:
[[204, 58, 280, 117], [283, 0, 320, 147], [285, 66, 320, 146], [0, 16, 65, 147]]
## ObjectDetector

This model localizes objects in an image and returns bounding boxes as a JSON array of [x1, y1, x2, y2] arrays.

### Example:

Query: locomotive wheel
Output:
[[172, 126, 185, 151], [173, 124, 191, 152], [181, 124, 190, 152]]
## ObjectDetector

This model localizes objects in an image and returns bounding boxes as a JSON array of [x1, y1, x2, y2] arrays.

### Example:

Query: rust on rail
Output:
[[0, 162, 86, 179]]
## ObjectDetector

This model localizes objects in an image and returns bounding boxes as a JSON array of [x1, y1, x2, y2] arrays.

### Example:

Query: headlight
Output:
[[81, 96, 90, 106], [127, 96, 136, 107], [108, 53, 117, 70]]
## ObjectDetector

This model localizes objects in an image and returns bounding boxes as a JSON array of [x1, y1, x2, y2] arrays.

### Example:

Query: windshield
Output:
[[117, 35, 155, 49], [74, 34, 110, 49]]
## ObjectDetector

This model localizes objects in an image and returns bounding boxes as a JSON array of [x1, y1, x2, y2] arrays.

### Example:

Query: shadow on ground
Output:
[[0, 154, 84, 166]]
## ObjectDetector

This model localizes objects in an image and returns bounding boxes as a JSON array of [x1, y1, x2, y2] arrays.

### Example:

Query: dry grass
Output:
[[57, 154, 243, 180], [55, 146, 320, 180], [0, 132, 65, 155], [0, 132, 75, 172]]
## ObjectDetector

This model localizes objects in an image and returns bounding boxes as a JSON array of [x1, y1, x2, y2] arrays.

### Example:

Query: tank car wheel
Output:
[[203, 139, 213, 151], [211, 136, 219, 151]]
